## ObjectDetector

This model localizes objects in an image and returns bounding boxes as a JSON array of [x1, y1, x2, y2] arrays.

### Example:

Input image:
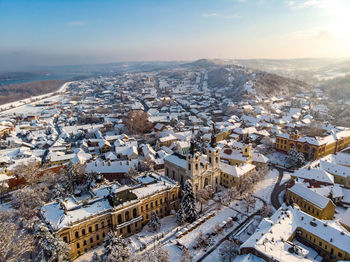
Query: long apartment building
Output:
[[40, 173, 179, 259]]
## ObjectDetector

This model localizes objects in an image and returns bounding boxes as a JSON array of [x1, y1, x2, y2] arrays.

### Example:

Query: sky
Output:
[[1, 0, 350, 69]]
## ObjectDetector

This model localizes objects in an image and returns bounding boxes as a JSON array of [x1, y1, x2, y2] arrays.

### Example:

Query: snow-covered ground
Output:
[[267, 152, 290, 168], [280, 172, 291, 185], [253, 168, 279, 204], [0, 81, 70, 114], [75, 246, 103, 262]]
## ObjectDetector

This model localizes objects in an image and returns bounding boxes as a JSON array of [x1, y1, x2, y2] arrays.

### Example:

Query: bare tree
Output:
[[136, 246, 169, 262], [196, 188, 210, 213], [219, 240, 239, 262], [194, 231, 210, 249], [12, 187, 45, 221], [0, 211, 35, 262], [0, 182, 8, 204], [181, 248, 193, 262], [122, 110, 153, 135], [242, 194, 256, 213], [14, 161, 42, 186]]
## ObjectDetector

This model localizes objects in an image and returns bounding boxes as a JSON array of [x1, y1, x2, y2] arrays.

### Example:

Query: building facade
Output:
[[276, 129, 350, 160], [41, 173, 179, 259], [164, 130, 221, 193]]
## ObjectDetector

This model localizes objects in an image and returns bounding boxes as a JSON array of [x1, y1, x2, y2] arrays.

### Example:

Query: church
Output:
[[164, 126, 222, 193]]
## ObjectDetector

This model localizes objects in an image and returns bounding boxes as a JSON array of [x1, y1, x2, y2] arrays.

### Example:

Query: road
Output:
[[270, 167, 289, 210]]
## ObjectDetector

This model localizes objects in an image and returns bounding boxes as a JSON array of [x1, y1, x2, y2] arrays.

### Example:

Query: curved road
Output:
[[270, 167, 289, 210]]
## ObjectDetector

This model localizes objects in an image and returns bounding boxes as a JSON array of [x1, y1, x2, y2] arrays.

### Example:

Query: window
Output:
[[146, 204, 149, 210], [188, 164, 191, 171], [127, 225, 131, 234], [172, 171, 175, 179], [101, 222, 105, 228], [82, 229, 86, 235], [209, 157, 212, 164], [102, 232, 105, 238], [133, 208, 137, 218], [151, 202, 153, 208], [120, 228, 123, 234], [89, 226, 92, 233], [338, 252, 342, 258], [155, 200, 158, 206], [95, 224, 99, 231], [172, 194, 175, 201], [125, 211, 130, 220], [166, 168, 169, 176], [75, 232, 79, 238], [160, 199, 163, 205], [90, 238, 93, 243], [118, 214, 123, 224], [63, 236, 68, 243], [83, 240, 87, 246], [77, 243, 80, 249], [216, 157, 218, 163], [141, 206, 144, 212], [195, 163, 198, 170], [96, 235, 99, 241], [319, 242, 322, 247]]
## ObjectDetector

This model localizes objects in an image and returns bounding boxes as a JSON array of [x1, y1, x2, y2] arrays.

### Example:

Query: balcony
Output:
[[115, 216, 143, 229]]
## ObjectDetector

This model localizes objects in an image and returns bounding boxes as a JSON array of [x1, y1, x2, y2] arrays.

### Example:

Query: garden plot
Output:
[[163, 206, 244, 261]]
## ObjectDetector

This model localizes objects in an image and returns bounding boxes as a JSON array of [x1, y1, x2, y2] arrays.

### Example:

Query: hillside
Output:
[[201, 60, 311, 100], [0, 80, 64, 105]]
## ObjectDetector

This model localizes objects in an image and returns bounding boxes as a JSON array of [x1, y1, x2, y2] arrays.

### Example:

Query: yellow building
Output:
[[320, 160, 350, 188], [276, 129, 350, 160], [240, 205, 350, 261], [41, 173, 179, 259], [286, 183, 335, 220], [49, 153, 75, 166], [220, 162, 255, 189], [220, 144, 253, 166]]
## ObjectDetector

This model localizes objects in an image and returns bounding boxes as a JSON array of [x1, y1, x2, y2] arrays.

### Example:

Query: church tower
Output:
[[206, 123, 221, 169], [186, 135, 201, 179], [242, 144, 252, 163]]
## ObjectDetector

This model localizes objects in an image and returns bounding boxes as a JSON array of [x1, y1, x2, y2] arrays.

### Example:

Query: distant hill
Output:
[[203, 63, 311, 100]]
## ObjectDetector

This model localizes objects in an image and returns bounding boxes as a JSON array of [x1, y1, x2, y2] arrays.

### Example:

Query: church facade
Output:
[[164, 128, 221, 193]]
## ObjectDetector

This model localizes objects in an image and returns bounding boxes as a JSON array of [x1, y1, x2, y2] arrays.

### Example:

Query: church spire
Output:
[[210, 122, 217, 148], [190, 127, 198, 156]]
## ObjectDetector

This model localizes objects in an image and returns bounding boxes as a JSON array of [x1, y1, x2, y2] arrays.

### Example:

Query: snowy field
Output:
[[267, 152, 290, 168], [1, 94, 64, 115], [280, 172, 291, 185], [253, 168, 279, 204], [0, 81, 70, 114]]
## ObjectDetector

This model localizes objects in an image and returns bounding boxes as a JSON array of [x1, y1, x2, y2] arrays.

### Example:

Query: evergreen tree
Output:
[[148, 211, 161, 232], [182, 180, 198, 223], [176, 203, 186, 225], [91, 252, 102, 262], [102, 232, 131, 262], [287, 147, 305, 168], [35, 223, 70, 262]]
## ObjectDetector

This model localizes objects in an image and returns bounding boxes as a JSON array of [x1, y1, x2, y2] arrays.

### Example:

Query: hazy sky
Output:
[[1, 0, 350, 68]]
